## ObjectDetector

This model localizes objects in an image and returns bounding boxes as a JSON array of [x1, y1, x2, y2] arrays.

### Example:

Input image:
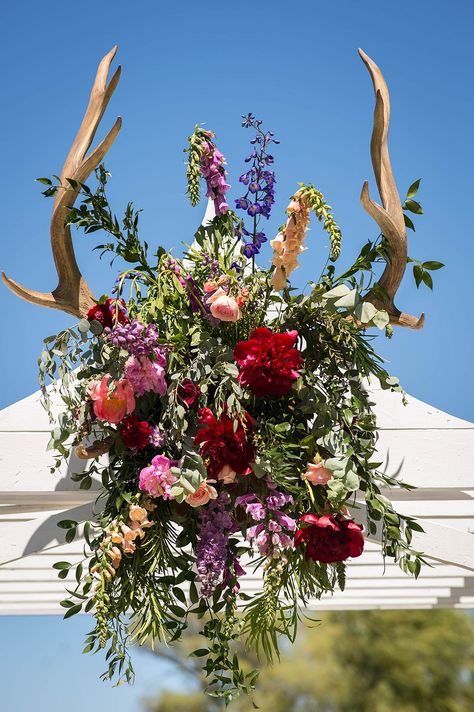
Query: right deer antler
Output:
[[1, 46, 122, 318], [359, 48, 424, 329]]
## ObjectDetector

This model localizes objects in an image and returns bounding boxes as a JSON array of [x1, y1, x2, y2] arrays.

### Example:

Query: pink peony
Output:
[[139, 455, 177, 499], [186, 480, 218, 508], [304, 457, 333, 486], [124, 354, 167, 396], [90, 375, 135, 424]]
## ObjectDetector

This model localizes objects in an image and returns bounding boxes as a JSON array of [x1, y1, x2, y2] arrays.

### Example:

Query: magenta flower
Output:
[[124, 353, 167, 396], [139, 455, 177, 500]]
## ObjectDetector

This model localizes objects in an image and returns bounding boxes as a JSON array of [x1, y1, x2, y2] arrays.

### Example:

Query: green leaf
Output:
[[413, 264, 423, 288], [345, 471, 360, 491], [63, 603, 82, 619], [65, 527, 77, 544], [36, 177, 52, 185], [422, 271, 433, 290], [334, 288, 358, 309], [404, 199, 423, 215], [406, 178, 421, 198], [53, 561, 71, 570], [57, 519, 78, 529], [189, 648, 209, 657], [403, 213, 416, 232], [422, 261, 444, 271]]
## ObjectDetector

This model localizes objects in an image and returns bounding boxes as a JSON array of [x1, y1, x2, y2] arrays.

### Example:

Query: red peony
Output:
[[177, 379, 202, 409], [234, 327, 302, 397], [87, 298, 128, 330], [295, 513, 364, 563], [194, 407, 256, 479], [120, 415, 152, 450]]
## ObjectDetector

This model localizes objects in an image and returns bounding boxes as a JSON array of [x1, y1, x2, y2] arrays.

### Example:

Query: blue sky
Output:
[[0, 0, 473, 709]]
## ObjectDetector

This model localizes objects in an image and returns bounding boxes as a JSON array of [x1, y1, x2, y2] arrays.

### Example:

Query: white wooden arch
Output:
[[1, 378, 473, 614]]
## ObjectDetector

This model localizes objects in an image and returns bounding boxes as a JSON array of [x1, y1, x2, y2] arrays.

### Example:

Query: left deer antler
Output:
[[359, 48, 424, 329], [1, 46, 122, 318]]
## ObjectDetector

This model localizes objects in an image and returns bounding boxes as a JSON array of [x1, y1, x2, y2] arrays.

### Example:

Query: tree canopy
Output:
[[144, 609, 474, 712]]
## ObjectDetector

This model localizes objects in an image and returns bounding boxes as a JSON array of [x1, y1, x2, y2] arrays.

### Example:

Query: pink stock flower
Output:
[[186, 480, 218, 508], [90, 375, 135, 424], [124, 354, 167, 396], [139, 455, 177, 499]]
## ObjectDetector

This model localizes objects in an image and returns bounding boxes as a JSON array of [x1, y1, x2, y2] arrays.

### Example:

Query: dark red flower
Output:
[[194, 407, 256, 479], [295, 513, 364, 563], [234, 327, 302, 397], [120, 415, 152, 450], [87, 298, 128, 330], [177, 379, 202, 409]]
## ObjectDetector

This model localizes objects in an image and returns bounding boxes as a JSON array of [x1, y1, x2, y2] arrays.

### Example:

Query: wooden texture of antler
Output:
[[75, 436, 114, 460], [1, 47, 122, 318], [359, 48, 424, 329]]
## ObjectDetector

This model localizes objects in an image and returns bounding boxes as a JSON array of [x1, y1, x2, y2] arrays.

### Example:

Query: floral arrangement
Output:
[[32, 96, 440, 701]]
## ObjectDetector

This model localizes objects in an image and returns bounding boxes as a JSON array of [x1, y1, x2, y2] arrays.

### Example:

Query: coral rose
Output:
[[304, 457, 333, 486], [234, 327, 302, 397], [186, 480, 218, 508], [194, 407, 255, 479], [295, 513, 364, 563], [90, 375, 135, 424]]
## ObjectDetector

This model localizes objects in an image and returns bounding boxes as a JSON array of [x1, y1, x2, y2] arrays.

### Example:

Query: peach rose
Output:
[[203, 281, 217, 293], [90, 375, 135, 424], [209, 294, 241, 322], [304, 457, 333, 486], [217, 464, 237, 484], [186, 480, 218, 508]]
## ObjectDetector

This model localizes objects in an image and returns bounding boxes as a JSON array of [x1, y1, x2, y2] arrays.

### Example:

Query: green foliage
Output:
[[298, 182, 342, 260]]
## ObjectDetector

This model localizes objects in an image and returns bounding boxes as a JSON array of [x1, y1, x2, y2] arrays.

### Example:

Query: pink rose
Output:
[[209, 295, 241, 322], [90, 375, 135, 424], [217, 464, 237, 484], [185, 480, 218, 508], [304, 458, 333, 486]]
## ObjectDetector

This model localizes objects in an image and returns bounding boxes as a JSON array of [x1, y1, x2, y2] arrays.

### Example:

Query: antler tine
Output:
[[1, 47, 122, 318], [358, 48, 424, 329]]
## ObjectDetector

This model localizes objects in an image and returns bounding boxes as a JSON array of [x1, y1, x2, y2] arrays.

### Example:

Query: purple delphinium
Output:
[[235, 114, 279, 257], [107, 319, 162, 357], [236, 490, 296, 559], [196, 493, 238, 597]]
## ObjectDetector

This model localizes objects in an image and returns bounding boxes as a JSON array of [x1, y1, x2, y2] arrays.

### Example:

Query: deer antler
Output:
[[1, 46, 122, 318], [359, 48, 424, 329]]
